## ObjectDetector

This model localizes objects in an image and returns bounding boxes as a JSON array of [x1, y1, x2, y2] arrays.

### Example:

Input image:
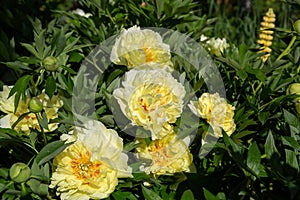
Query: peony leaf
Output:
[[35, 140, 71, 166], [142, 186, 163, 200], [203, 188, 219, 200], [8, 75, 31, 113], [45, 76, 56, 99], [246, 142, 261, 176], [180, 189, 194, 200], [265, 131, 278, 159]]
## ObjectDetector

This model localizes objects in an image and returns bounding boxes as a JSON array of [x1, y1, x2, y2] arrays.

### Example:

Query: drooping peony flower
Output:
[[0, 86, 63, 134], [200, 35, 229, 57], [113, 69, 186, 140], [188, 93, 236, 137], [110, 25, 173, 70], [136, 133, 192, 176], [50, 120, 132, 200]]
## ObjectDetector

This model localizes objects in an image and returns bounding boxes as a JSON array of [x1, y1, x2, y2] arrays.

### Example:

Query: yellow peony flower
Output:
[[113, 69, 186, 139], [110, 25, 173, 70], [188, 93, 236, 136], [136, 133, 192, 176], [50, 120, 132, 200], [0, 85, 63, 134]]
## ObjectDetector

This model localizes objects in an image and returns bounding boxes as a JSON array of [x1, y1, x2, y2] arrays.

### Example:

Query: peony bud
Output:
[[29, 97, 43, 113], [288, 83, 300, 95], [293, 19, 300, 34], [43, 56, 58, 72], [9, 162, 31, 183]]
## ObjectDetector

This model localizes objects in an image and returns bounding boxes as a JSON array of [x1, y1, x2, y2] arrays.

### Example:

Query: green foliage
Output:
[[0, 0, 300, 199]]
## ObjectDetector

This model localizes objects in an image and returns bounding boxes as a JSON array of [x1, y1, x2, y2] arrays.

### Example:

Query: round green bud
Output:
[[29, 97, 43, 113], [288, 83, 300, 95], [293, 20, 300, 34], [9, 162, 31, 183], [43, 56, 58, 72]]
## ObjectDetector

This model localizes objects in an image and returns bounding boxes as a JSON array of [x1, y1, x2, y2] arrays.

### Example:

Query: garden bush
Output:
[[0, 0, 300, 199]]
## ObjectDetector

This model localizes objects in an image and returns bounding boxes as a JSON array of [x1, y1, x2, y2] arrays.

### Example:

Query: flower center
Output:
[[143, 47, 156, 62], [71, 150, 101, 181], [135, 84, 172, 113], [148, 140, 171, 166]]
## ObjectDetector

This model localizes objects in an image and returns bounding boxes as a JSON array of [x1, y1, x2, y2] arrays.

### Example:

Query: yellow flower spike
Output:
[[257, 8, 276, 62]]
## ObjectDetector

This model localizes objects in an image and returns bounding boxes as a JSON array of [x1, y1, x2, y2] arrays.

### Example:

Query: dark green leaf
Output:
[[142, 185, 163, 200], [181, 189, 194, 200], [246, 142, 261, 176], [45, 76, 56, 99], [36, 112, 49, 131], [285, 149, 299, 171], [265, 131, 278, 159], [21, 43, 40, 59], [28, 179, 48, 196], [282, 136, 300, 151], [35, 140, 70, 166], [258, 112, 270, 125], [203, 188, 219, 200], [8, 74, 31, 113], [4, 61, 31, 71], [283, 109, 300, 129]]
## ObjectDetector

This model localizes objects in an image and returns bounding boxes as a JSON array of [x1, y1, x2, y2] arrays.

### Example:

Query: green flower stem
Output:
[[254, 82, 263, 96], [35, 113, 47, 145], [21, 182, 28, 197], [276, 35, 297, 61]]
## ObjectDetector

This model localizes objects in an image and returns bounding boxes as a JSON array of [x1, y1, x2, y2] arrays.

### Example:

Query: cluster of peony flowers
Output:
[[111, 26, 236, 178], [0, 86, 63, 134], [112, 26, 193, 176], [0, 25, 236, 200], [200, 34, 229, 57]]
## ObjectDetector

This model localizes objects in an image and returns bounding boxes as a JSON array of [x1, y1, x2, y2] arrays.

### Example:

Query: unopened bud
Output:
[[9, 162, 31, 183], [43, 56, 58, 72], [29, 97, 43, 113], [288, 83, 300, 95], [293, 20, 300, 34]]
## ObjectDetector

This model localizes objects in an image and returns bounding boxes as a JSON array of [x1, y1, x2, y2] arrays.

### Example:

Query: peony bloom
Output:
[[136, 133, 192, 176], [110, 26, 172, 70], [50, 120, 132, 200], [188, 93, 236, 136], [200, 35, 229, 57], [113, 69, 186, 140], [0, 86, 63, 134]]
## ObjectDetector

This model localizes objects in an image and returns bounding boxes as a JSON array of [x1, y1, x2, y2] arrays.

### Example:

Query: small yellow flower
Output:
[[110, 26, 172, 70], [50, 120, 132, 200], [113, 69, 186, 139], [188, 93, 236, 137], [257, 8, 276, 62], [136, 133, 192, 176], [0, 86, 63, 134]]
